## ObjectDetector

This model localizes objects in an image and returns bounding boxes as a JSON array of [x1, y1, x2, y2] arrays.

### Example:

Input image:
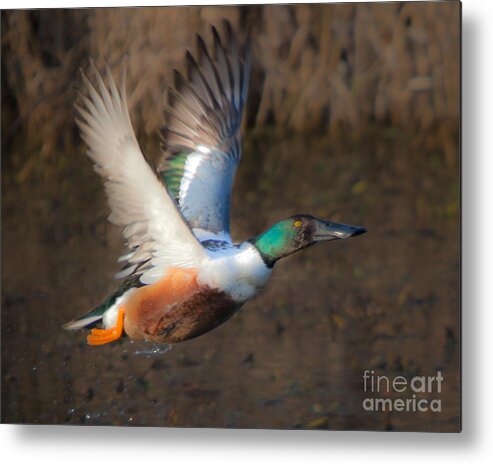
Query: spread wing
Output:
[[75, 62, 207, 285], [158, 21, 251, 243]]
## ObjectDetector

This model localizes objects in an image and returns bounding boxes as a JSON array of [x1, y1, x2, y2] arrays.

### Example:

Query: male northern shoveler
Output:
[[64, 22, 366, 346]]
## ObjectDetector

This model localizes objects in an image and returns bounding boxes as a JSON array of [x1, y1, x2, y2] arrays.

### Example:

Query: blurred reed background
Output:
[[2, 2, 459, 180], [1, 3, 460, 430]]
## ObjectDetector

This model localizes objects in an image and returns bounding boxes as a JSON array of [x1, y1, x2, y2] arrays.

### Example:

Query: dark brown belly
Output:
[[146, 288, 241, 343], [124, 280, 241, 343], [122, 268, 242, 344]]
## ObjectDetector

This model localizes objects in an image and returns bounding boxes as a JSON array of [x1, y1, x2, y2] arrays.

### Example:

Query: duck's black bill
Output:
[[313, 220, 367, 241]]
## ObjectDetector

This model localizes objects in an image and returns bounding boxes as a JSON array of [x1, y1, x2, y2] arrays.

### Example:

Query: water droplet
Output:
[[134, 342, 172, 357]]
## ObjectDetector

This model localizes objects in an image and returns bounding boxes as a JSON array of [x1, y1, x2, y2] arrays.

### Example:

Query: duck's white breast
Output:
[[197, 242, 272, 302]]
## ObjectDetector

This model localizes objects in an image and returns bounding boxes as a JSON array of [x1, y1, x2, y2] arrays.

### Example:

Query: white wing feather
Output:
[[75, 63, 207, 284], [158, 22, 250, 243]]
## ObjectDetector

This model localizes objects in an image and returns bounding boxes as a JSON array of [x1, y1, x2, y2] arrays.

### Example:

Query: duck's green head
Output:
[[251, 214, 366, 268]]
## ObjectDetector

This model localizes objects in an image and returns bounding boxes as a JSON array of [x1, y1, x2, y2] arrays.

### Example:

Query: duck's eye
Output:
[[294, 220, 302, 228]]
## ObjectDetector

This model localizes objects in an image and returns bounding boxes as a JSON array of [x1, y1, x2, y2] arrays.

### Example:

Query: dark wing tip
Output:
[[173, 69, 186, 90], [222, 18, 233, 37], [196, 32, 210, 57], [211, 24, 221, 45]]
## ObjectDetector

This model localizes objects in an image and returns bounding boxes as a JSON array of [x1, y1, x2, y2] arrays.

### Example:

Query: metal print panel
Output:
[[1, 1, 461, 431]]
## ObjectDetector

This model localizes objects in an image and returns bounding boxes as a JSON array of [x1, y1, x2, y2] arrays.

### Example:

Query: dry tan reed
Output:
[[1, 3, 460, 176]]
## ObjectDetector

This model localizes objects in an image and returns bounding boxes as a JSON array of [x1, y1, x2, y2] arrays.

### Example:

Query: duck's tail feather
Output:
[[63, 275, 143, 331], [63, 305, 107, 330]]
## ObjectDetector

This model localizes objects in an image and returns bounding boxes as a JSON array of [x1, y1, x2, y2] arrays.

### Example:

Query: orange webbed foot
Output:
[[87, 307, 125, 346]]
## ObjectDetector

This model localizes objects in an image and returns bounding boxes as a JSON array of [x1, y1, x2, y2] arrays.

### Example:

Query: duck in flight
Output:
[[64, 22, 366, 346]]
